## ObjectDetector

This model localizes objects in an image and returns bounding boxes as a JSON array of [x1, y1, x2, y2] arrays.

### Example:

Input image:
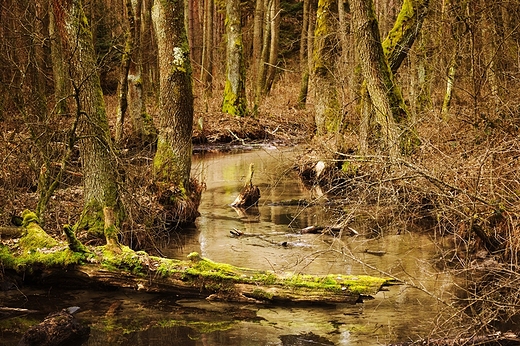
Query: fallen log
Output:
[[0, 210, 393, 305], [0, 226, 23, 239]]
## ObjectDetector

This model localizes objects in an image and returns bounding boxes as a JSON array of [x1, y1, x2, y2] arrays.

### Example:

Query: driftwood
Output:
[[229, 228, 311, 248], [389, 331, 520, 346], [18, 307, 90, 346], [1, 210, 393, 305], [299, 225, 359, 236], [231, 163, 260, 208]]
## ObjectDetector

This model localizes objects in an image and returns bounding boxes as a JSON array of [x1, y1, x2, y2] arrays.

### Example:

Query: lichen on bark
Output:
[[222, 0, 247, 116], [313, 0, 342, 136]]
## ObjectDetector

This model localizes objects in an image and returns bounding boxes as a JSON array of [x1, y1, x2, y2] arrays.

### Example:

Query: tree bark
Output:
[[115, 0, 135, 145], [441, 0, 467, 120], [201, 0, 214, 98], [49, 3, 71, 117], [152, 0, 200, 224], [52, 0, 122, 238], [352, 0, 408, 157], [297, 0, 311, 108], [252, 0, 265, 109], [264, 0, 280, 94], [313, 0, 341, 136], [222, 0, 248, 116], [382, 0, 430, 75], [254, 0, 270, 109]]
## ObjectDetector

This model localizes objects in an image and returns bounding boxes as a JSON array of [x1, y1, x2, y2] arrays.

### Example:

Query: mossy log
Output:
[[0, 210, 392, 304]]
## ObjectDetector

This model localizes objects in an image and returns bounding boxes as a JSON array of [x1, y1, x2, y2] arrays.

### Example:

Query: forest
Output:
[[2, 0, 520, 344]]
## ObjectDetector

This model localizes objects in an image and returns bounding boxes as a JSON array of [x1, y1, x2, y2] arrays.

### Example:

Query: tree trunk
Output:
[[264, 0, 280, 94], [49, 4, 70, 117], [252, 0, 265, 109], [222, 0, 248, 116], [441, 49, 459, 119], [254, 0, 270, 110], [313, 0, 341, 136], [152, 0, 200, 224], [201, 0, 214, 98], [52, 0, 123, 239], [115, 0, 135, 145], [441, 0, 467, 120], [141, 0, 159, 100], [297, 0, 311, 108], [351, 0, 413, 157], [382, 0, 430, 75]]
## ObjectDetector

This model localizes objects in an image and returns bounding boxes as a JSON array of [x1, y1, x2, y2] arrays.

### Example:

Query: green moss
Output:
[[382, 0, 414, 58], [0, 316, 40, 333], [250, 288, 274, 300], [63, 224, 89, 253], [179, 254, 388, 296], [279, 273, 389, 295], [76, 201, 105, 237], [313, 0, 335, 71], [222, 80, 247, 116], [341, 161, 359, 176], [156, 258, 184, 277], [18, 210, 58, 251], [100, 245, 147, 275], [158, 319, 234, 334], [1, 243, 85, 272]]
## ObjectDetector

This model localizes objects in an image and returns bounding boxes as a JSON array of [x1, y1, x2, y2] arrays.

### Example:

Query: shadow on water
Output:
[[1, 146, 455, 345]]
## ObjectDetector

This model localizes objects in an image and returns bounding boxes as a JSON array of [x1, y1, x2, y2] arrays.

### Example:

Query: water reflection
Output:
[[160, 147, 454, 343], [1, 147, 455, 346]]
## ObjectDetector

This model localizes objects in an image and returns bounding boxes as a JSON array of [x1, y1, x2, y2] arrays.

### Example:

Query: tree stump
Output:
[[18, 307, 90, 346], [231, 163, 260, 208]]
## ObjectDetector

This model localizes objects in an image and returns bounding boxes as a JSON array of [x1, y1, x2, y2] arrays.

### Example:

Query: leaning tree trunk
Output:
[[352, 0, 407, 158], [52, 0, 122, 244], [382, 0, 430, 75], [222, 0, 247, 116], [152, 0, 200, 225], [355, 0, 427, 157]]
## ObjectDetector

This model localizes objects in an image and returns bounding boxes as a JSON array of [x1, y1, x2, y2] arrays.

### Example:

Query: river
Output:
[[1, 146, 454, 345]]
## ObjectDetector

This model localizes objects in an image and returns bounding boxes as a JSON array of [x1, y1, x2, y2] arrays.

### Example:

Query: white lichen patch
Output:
[[172, 47, 185, 66]]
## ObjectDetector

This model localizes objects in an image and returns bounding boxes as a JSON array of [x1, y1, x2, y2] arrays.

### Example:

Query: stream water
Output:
[[1, 146, 455, 345]]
